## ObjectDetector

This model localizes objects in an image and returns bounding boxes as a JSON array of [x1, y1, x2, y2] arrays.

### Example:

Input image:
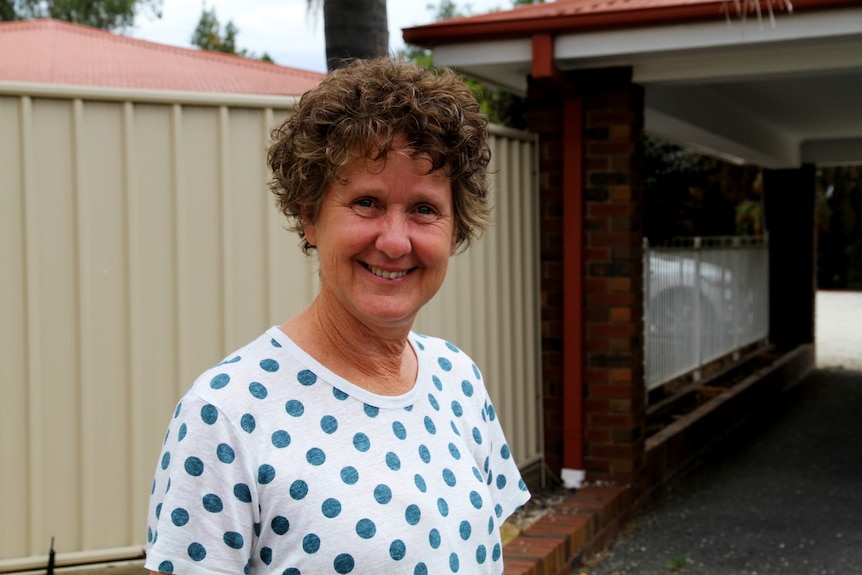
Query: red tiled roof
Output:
[[0, 19, 325, 95], [404, 0, 861, 46]]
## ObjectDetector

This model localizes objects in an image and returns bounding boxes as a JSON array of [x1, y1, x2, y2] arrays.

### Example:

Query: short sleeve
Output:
[[474, 377, 532, 523], [146, 395, 259, 575]]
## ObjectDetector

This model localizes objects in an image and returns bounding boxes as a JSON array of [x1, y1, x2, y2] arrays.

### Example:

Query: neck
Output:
[[281, 297, 417, 395]]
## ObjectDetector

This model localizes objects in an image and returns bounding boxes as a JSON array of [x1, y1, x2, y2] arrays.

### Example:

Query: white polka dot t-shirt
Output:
[[145, 327, 531, 574]]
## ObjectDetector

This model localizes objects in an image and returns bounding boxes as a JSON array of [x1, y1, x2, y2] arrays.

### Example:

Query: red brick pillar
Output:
[[579, 69, 646, 485], [526, 68, 647, 486]]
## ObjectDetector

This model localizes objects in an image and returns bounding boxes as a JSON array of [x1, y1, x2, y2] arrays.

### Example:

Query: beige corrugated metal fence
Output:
[[0, 83, 541, 571]]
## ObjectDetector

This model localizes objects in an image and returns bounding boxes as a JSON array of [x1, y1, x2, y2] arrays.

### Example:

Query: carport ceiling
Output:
[[410, 3, 862, 168]]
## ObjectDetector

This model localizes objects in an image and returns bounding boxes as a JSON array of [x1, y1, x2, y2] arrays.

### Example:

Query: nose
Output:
[[375, 211, 412, 259]]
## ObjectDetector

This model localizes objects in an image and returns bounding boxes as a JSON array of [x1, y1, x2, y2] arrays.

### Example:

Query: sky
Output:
[[130, 0, 509, 73]]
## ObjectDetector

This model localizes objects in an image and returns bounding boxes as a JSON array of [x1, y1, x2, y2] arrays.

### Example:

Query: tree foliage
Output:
[[190, 5, 272, 62], [0, 0, 161, 30]]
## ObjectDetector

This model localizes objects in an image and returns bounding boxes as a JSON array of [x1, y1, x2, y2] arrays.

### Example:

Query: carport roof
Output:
[[404, 0, 862, 167], [0, 19, 324, 95]]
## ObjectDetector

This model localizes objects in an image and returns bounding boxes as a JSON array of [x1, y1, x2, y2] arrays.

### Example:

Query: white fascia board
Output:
[[433, 39, 532, 93], [554, 6, 862, 81]]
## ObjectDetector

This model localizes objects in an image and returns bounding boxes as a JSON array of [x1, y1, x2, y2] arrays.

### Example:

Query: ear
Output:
[[301, 205, 317, 248], [450, 228, 458, 256]]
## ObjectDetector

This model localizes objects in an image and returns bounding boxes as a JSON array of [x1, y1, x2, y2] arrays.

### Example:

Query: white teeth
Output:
[[368, 265, 407, 280]]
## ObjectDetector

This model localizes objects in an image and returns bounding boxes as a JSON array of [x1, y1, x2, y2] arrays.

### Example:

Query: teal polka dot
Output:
[[451, 401, 463, 417], [341, 466, 359, 485], [297, 369, 316, 385], [461, 380, 474, 397], [321, 415, 338, 434], [249, 382, 268, 399], [445, 341, 460, 353], [322, 497, 342, 518], [472, 427, 483, 444], [423, 416, 436, 434], [470, 491, 483, 509], [270, 338, 281, 348], [492, 543, 502, 561], [476, 544, 487, 563], [272, 430, 291, 448], [501, 444, 511, 459], [160, 451, 170, 470], [217, 443, 235, 463], [155, 503, 162, 519], [290, 480, 308, 500], [414, 563, 427, 575], [495, 503, 503, 517], [184, 457, 203, 476], [173, 403, 182, 418], [449, 443, 461, 460], [432, 375, 443, 391], [442, 468, 456, 486], [334, 553, 354, 574], [223, 531, 244, 549], [210, 373, 229, 389], [200, 404, 218, 424], [386, 452, 401, 471], [364, 404, 379, 418], [307, 448, 326, 465], [459, 520, 471, 540], [285, 400, 304, 417], [233, 483, 252, 503], [487, 516, 494, 534], [405, 504, 420, 525], [374, 484, 392, 504], [188, 542, 206, 561], [353, 433, 370, 452], [438, 357, 452, 371], [487, 403, 497, 421], [170, 508, 189, 526], [258, 464, 276, 484], [497, 475, 507, 489], [260, 359, 279, 372], [389, 539, 406, 560], [429, 528, 441, 548], [449, 552, 460, 572], [414, 474, 427, 492], [418, 444, 431, 463], [437, 498, 449, 516], [356, 518, 376, 539], [178, 423, 187, 441], [392, 421, 407, 439], [158, 560, 174, 573], [260, 546, 272, 565], [472, 364, 482, 379], [428, 394, 440, 411], [271, 515, 290, 535], [303, 533, 321, 553], [202, 493, 223, 513], [221, 355, 242, 364], [241, 413, 256, 433], [333, 387, 348, 400]]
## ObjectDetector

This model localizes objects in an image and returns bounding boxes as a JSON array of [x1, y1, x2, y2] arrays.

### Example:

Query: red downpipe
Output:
[[562, 97, 584, 481]]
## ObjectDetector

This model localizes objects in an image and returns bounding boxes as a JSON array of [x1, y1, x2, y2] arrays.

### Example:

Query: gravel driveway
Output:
[[580, 291, 862, 575]]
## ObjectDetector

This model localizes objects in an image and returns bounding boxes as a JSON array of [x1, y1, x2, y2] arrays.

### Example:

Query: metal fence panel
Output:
[[643, 237, 770, 389], [0, 86, 541, 570]]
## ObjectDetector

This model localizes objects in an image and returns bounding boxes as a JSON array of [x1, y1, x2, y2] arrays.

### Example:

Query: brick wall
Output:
[[526, 68, 647, 485]]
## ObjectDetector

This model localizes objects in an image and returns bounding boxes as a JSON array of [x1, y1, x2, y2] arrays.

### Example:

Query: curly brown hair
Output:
[[266, 57, 491, 254]]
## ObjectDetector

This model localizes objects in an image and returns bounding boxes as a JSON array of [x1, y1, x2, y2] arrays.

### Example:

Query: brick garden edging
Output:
[[502, 344, 814, 575]]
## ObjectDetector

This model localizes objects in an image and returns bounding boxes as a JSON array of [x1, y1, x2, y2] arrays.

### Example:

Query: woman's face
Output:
[[304, 147, 456, 332]]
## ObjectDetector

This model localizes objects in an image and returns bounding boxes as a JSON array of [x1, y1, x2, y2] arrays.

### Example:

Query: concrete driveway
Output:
[[581, 291, 862, 575]]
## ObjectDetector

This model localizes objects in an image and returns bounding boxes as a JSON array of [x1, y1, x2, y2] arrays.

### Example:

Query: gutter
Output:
[[402, 0, 860, 47]]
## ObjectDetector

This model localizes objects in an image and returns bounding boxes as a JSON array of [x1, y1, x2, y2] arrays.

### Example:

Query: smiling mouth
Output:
[[366, 264, 410, 280]]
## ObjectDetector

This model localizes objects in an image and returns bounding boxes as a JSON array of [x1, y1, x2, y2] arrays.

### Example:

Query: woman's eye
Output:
[[414, 204, 438, 218], [355, 198, 376, 208]]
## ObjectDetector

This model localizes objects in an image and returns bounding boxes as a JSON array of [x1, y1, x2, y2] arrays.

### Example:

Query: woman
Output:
[[145, 57, 530, 575]]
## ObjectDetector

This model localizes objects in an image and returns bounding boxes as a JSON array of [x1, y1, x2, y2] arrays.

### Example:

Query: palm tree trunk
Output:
[[323, 0, 388, 70]]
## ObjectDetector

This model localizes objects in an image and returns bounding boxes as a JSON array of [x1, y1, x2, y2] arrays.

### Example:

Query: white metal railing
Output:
[[643, 236, 769, 389]]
